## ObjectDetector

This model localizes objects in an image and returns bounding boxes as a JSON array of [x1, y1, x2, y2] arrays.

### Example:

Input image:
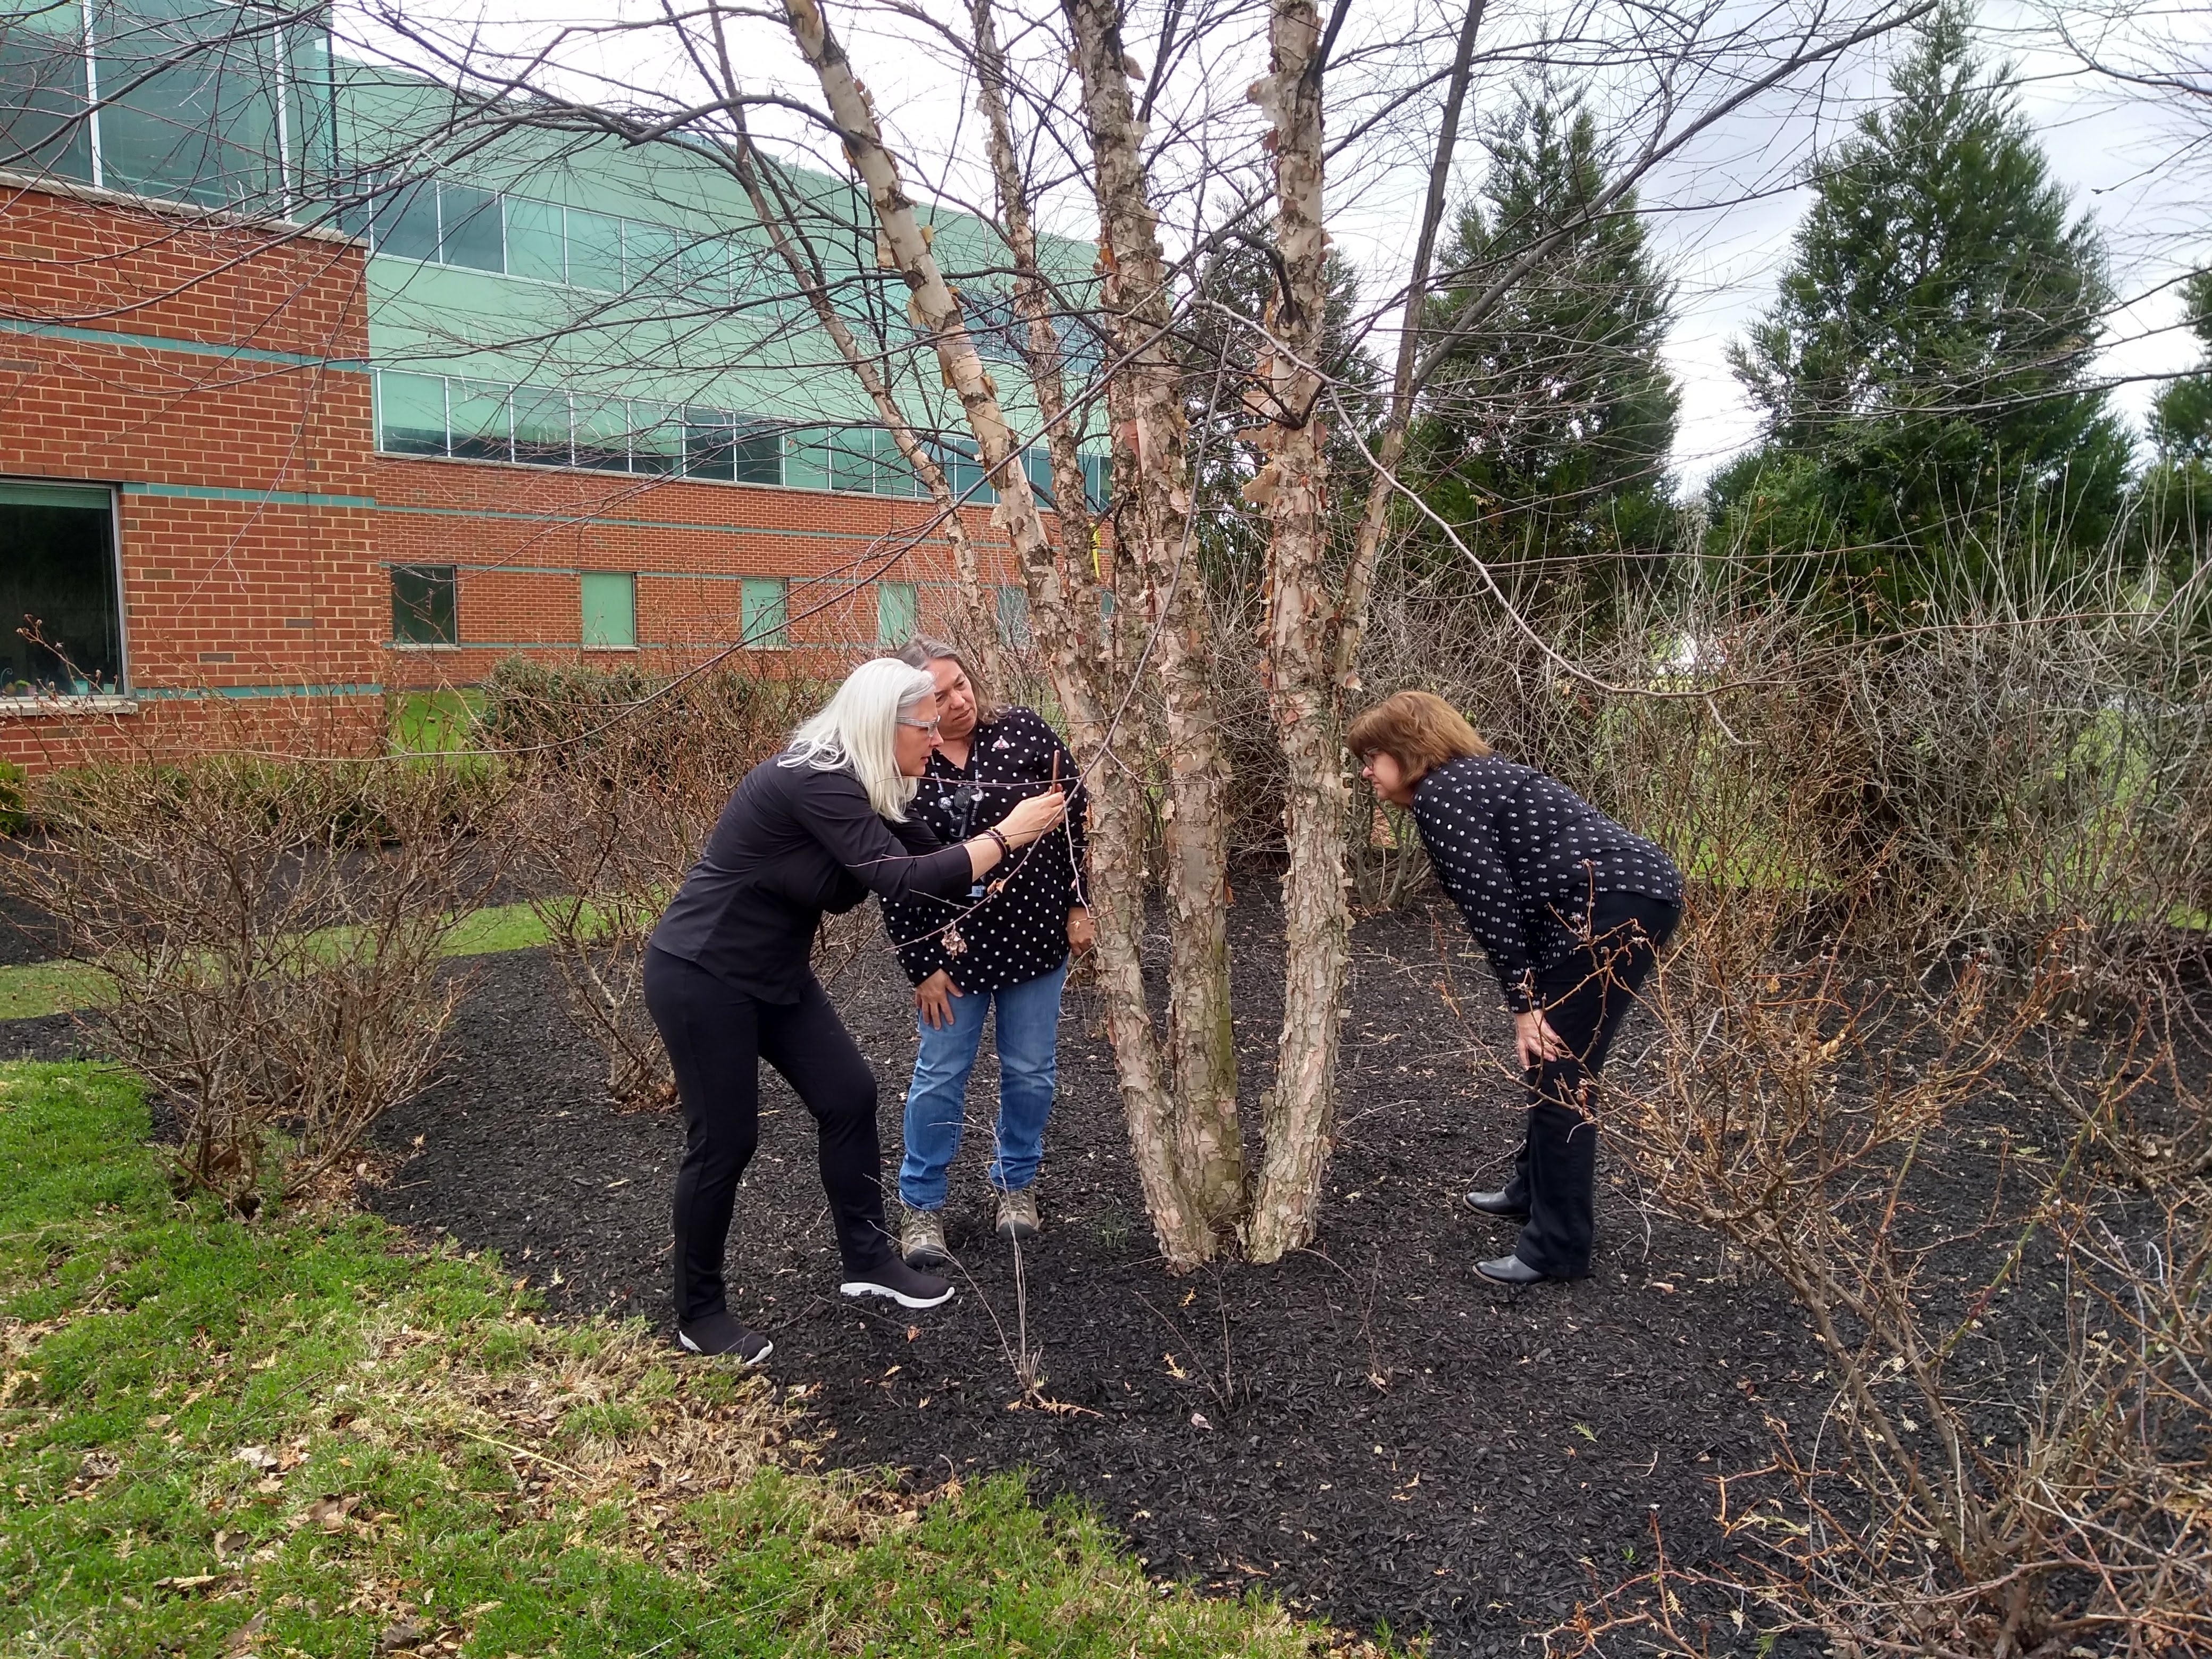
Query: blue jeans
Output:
[[898, 960, 1067, 1211]]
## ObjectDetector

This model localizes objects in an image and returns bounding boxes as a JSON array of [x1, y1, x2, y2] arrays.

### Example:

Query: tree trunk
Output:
[[1065, 0, 1244, 1239], [1242, 0, 1347, 1260], [967, 0, 1217, 1264]]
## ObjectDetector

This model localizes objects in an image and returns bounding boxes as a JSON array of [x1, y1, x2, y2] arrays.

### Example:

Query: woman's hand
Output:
[[1514, 1008, 1571, 1070], [997, 784, 1068, 847], [1066, 906, 1095, 952], [916, 969, 961, 1029]]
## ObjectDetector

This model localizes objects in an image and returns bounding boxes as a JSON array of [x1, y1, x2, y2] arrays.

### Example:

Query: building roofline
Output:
[[0, 170, 365, 249]]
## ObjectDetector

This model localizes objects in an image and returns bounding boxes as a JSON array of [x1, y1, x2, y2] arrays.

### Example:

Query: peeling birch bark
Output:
[[1066, 0, 1244, 1241], [1242, 0, 1347, 1261], [967, 0, 1218, 1264], [782, 0, 1220, 1263]]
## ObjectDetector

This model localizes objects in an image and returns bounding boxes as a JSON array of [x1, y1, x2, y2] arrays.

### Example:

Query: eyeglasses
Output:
[[899, 717, 941, 734]]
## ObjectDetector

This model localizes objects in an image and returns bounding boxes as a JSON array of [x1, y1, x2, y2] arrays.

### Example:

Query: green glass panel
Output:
[[283, 23, 334, 196], [375, 371, 446, 455], [875, 430, 923, 499], [829, 430, 875, 494], [1082, 453, 1109, 511], [447, 379, 510, 463], [876, 581, 917, 648], [731, 420, 781, 485], [94, 0, 282, 208], [371, 177, 438, 260], [512, 385, 571, 467], [580, 572, 635, 649], [783, 429, 832, 491], [676, 234, 740, 307], [627, 400, 681, 475], [439, 181, 501, 272], [505, 197, 564, 283], [572, 395, 629, 472], [0, 490, 119, 693], [683, 406, 734, 482], [566, 208, 622, 291], [391, 564, 456, 646], [0, 0, 93, 183], [741, 577, 787, 650], [622, 221, 679, 295]]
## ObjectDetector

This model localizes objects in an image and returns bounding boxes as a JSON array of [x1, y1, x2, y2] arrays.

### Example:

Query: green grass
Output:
[[0, 902, 572, 1022], [0, 1062, 1378, 1658], [389, 690, 485, 756]]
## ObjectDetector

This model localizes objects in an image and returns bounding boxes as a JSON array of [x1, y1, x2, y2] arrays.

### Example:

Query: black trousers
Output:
[[1501, 891, 1680, 1278], [643, 946, 894, 1323]]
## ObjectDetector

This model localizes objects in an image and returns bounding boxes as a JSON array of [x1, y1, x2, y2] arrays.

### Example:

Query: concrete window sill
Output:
[[0, 696, 140, 717]]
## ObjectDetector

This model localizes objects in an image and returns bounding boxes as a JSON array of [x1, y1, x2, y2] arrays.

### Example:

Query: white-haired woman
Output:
[[645, 657, 1067, 1363]]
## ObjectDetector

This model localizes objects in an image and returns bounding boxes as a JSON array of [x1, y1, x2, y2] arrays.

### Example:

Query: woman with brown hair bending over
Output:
[[1347, 691, 1682, 1286], [644, 658, 1067, 1363]]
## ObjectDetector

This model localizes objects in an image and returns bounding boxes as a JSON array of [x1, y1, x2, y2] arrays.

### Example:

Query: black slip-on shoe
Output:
[[839, 1256, 955, 1310], [1464, 1188, 1531, 1219], [1476, 1253, 1549, 1286], [675, 1310, 773, 1364]]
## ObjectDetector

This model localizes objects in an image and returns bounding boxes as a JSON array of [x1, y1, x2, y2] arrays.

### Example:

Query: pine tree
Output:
[[2136, 267, 2212, 602], [1413, 91, 1680, 624], [1715, 1, 2130, 618]]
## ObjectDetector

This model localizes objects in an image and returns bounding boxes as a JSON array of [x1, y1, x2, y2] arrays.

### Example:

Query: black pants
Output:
[[1501, 892, 1680, 1278], [643, 946, 894, 1323]]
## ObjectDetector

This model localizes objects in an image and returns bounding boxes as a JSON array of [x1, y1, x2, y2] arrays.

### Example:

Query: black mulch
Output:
[[8, 892, 2118, 1656]]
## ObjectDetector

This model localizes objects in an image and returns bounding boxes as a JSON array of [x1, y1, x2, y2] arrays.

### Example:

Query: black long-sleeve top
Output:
[[1409, 755, 1682, 1012], [881, 705, 1090, 993], [649, 754, 977, 1003]]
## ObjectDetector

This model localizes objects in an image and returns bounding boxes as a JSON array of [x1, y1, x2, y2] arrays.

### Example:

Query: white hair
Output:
[[782, 657, 939, 820]]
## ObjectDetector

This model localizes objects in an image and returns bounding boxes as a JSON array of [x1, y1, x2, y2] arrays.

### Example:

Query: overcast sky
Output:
[[349, 0, 2210, 486]]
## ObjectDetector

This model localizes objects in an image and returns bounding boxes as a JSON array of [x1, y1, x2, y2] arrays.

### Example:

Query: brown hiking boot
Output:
[[899, 1203, 949, 1268], [994, 1185, 1041, 1244]]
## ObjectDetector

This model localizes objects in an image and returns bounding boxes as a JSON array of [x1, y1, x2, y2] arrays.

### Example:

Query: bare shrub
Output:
[[485, 656, 818, 1109], [8, 756, 507, 1213]]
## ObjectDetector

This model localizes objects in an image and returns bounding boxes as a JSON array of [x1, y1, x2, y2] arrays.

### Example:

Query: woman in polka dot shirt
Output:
[[1347, 690, 1682, 1285], [881, 637, 1091, 1266]]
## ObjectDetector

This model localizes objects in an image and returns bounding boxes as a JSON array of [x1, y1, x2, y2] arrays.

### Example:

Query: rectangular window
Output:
[[1082, 453, 1110, 512], [94, 0, 283, 209], [566, 208, 623, 292], [375, 370, 447, 456], [627, 401, 682, 475], [446, 379, 511, 463], [580, 572, 636, 650], [572, 395, 630, 472], [995, 583, 1031, 648], [0, 1, 94, 185], [0, 481, 122, 697], [683, 407, 735, 482], [875, 430, 922, 499], [391, 564, 457, 646], [741, 577, 788, 650], [504, 197, 565, 283], [828, 430, 876, 495], [876, 580, 917, 648], [511, 386, 572, 467], [731, 419, 782, 485], [370, 177, 440, 261], [783, 429, 833, 491], [623, 221, 680, 296], [438, 181, 503, 272]]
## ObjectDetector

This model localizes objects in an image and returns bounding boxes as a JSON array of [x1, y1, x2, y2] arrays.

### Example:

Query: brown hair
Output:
[[1345, 690, 1490, 784], [895, 634, 1002, 724]]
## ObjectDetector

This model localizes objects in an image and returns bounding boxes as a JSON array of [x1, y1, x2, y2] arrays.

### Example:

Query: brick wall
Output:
[[1, 183, 383, 768]]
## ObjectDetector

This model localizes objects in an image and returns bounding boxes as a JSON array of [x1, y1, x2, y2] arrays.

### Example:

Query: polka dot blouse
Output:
[[1410, 755, 1682, 1012], [881, 705, 1090, 994]]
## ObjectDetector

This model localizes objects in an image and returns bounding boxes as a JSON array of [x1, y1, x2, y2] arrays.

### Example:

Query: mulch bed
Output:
[[7, 889, 2127, 1656]]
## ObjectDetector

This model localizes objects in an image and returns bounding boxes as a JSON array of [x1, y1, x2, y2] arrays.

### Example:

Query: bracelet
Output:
[[983, 826, 1012, 858]]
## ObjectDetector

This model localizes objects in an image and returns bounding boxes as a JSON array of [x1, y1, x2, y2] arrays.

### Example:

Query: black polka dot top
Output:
[[881, 705, 1090, 994], [1409, 755, 1682, 1012]]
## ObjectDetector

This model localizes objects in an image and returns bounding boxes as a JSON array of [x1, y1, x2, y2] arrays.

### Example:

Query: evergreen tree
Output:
[[1412, 90, 1680, 624], [2147, 269, 2212, 465], [1715, 1, 2130, 619], [2135, 267, 2212, 602]]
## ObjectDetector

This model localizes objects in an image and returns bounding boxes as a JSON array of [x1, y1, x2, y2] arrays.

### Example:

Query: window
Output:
[[877, 580, 917, 648], [86, 0, 290, 208], [995, 583, 1031, 648], [446, 380, 511, 463], [375, 371, 447, 456], [0, 1, 94, 183], [741, 577, 788, 650], [628, 401, 682, 475], [566, 209, 623, 292], [504, 197, 566, 283], [731, 420, 782, 485], [391, 565, 457, 647], [580, 572, 636, 650], [622, 221, 680, 295], [437, 181, 503, 272], [370, 179, 440, 262], [684, 407, 737, 482], [511, 386, 572, 467], [572, 394, 630, 472], [0, 482, 122, 697]]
